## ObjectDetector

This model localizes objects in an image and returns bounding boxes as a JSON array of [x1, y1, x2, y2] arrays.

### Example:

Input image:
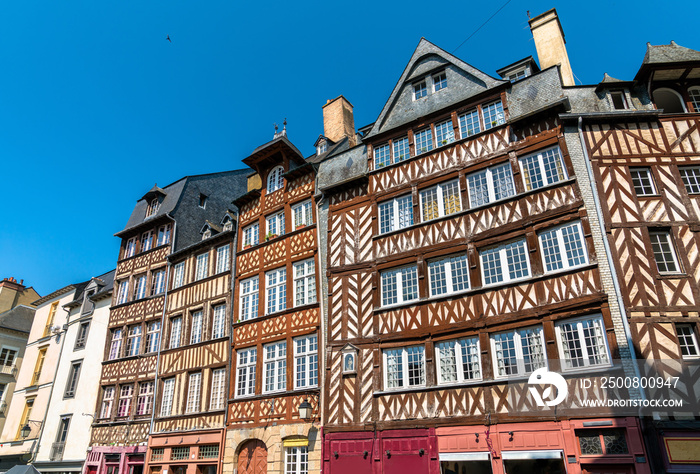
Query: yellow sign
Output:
[[283, 438, 309, 447], [665, 437, 700, 464]]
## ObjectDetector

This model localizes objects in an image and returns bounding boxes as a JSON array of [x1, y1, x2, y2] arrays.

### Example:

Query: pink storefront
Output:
[[83, 446, 147, 474]]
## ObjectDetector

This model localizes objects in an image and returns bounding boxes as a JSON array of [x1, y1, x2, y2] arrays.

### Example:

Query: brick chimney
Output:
[[322, 96, 356, 146], [529, 8, 575, 87]]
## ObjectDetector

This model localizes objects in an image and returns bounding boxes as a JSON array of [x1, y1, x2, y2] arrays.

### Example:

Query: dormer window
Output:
[[82, 289, 96, 315], [507, 69, 527, 82], [433, 72, 447, 92], [199, 194, 208, 209], [317, 140, 328, 156], [222, 216, 233, 232], [414, 81, 427, 100], [610, 91, 628, 110], [146, 198, 159, 218], [202, 229, 212, 240], [267, 166, 284, 193]]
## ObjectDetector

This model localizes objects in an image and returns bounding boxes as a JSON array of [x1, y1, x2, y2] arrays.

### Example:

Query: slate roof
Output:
[[0, 305, 35, 333], [642, 41, 700, 65], [117, 177, 187, 236], [66, 269, 115, 306], [5, 465, 43, 474]]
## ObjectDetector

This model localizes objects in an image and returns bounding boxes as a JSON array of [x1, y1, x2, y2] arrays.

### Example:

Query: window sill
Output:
[[635, 194, 661, 199], [118, 243, 170, 264], [656, 273, 688, 280]]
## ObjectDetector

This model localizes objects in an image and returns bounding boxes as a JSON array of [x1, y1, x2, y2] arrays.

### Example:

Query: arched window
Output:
[[652, 88, 686, 113], [267, 166, 284, 193], [689, 86, 700, 113]]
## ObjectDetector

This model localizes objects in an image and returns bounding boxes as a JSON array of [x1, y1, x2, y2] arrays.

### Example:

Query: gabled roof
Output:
[[0, 305, 35, 333], [200, 220, 222, 235], [635, 41, 700, 81], [366, 37, 506, 139], [141, 184, 167, 202], [65, 269, 116, 308], [243, 135, 306, 173]]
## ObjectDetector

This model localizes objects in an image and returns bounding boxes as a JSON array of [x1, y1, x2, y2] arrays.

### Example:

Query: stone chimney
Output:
[[322, 96, 356, 146], [529, 8, 575, 87]]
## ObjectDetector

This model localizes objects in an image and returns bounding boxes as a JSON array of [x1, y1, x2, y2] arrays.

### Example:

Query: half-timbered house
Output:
[[316, 9, 650, 474], [86, 171, 247, 474]]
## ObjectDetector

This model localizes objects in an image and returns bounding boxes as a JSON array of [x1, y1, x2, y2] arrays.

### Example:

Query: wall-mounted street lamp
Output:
[[298, 399, 313, 421], [20, 420, 42, 439]]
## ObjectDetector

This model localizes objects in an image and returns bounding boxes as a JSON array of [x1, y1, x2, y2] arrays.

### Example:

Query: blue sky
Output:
[[1, 0, 698, 296]]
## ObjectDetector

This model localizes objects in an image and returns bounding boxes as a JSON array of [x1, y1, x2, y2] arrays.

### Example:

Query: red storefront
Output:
[[83, 446, 147, 474]]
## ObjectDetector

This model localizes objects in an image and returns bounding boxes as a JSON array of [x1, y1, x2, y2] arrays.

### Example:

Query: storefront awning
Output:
[[439, 452, 490, 461], [283, 438, 309, 447], [502, 450, 563, 460]]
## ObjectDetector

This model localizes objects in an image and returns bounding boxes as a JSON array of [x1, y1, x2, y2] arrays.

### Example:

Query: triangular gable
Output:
[[366, 38, 506, 138]]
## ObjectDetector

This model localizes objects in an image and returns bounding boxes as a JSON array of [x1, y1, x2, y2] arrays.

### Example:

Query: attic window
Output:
[[317, 140, 328, 156], [199, 194, 208, 209], [202, 229, 212, 240], [433, 72, 447, 92], [507, 69, 527, 83], [223, 217, 233, 232], [146, 198, 159, 218], [267, 166, 284, 193], [610, 91, 628, 110], [82, 289, 96, 315], [414, 81, 427, 100]]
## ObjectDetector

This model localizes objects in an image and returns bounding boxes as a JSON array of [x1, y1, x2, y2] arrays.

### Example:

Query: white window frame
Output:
[[190, 310, 203, 345], [649, 230, 681, 274], [383, 345, 426, 390], [420, 179, 461, 221], [117, 384, 133, 417], [466, 163, 515, 208], [490, 325, 547, 379], [159, 378, 175, 416], [263, 341, 287, 394], [240, 276, 259, 321], [435, 120, 455, 146], [610, 90, 628, 110], [413, 81, 427, 100], [116, 280, 129, 305], [294, 334, 318, 389], [380, 265, 419, 307], [145, 321, 161, 353], [136, 381, 154, 416], [266, 210, 285, 239], [292, 200, 313, 228], [216, 244, 230, 274], [538, 221, 589, 273], [172, 262, 185, 289], [267, 165, 285, 193], [629, 167, 656, 196], [676, 324, 700, 359], [458, 108, 481, 138], [151, 269, 166, 295], [428, 254, 470, 297], [285, 446, 309, 474], [108, 329, 123, 360], [374, 143, 391, 169], [433, 71, 447, 92], [185, 372, 201, 414], [392, 136, 410, 163], [378, 194, 414, 234], [169, 317, 182, 349], [555, 315, 611, 371], [133, 275, 147, 300], [195, 252, 209, 281], [435, 337, 482, 384], [293, 259, 316, 307], [243, 222, 260, 247], [482, 100, 505, 130], [210, 368, 226, 410], [679, 166, 700, 194], [518, 146, 567, 191], [125, 237, 137, 258], [156, 224, 171, 246], [479, 238, 531, 286], [100, 387, 115, 419], [236, 347, 257, 397], [141, 231, 153, 252], [266, 267, 287, 315], [689, 86, 700, 112], [212, 304, 226, 339], [126, 325, 142, 357], [414, 127, 434, 155]]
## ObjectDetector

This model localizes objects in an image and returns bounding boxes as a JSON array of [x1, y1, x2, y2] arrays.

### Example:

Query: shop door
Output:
[[328, 439, 373, 474], [582, 466, 634, 474], [238, 440, 267, 474], [382, 437, 430, 474]]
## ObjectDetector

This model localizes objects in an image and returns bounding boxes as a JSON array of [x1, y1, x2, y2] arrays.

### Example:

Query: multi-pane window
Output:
[[141, 231, 154, 252], [160, 378, 175, 416], [0, 348, 16, 367], [171, 447, 190, 461], [186, 372, 201, 413], [519, 147, 567, 191], [374, 143, 391, 168], [216, 244, 231, 274], [482, 100, 505, 130], [458, 108, 481, 138], [680, 166, 700, 194], [294, 335, 318, 389], [195, 253, 209, 281], [577, 429, 629, 455], [108, 329, 123, 360], [384, 345, 425, 389], [676, 324, 700, 359], [134, 275, 147, 300], [480, 239, 530, 285], [267, 211, 285, 238], [433, 72, 447, 91], [117, 384, 133, 417], [285, 446, 309, 474], [690, 87, 700, 112], [630, 167, 656, 196], [100, 387, 115, 418], [381, 265, 419, 306], [240, 276, 259, 321], [538, 221, 588, 272], [146, 198, 159, 217], [414, 81, 427, 100], [378, 195, 414, 234], [190, 311, 203, 345], [466, 163, 515, 208], [428, 254, 470, 296], [151, 269, 166, 295], [172, 262, 185, 289], [137, 381, 154, 415], [151, 448, 165, 462], [64, 361, 82, 398], [212, 305, 226, 339], [145, 321, 161, 353], [266, 268, 287, 314], [436, 337, 481, 384], [243, 223, 259, 247], [116, 280, 128, 305], [169, 317, 182, 349], [414, 127, 434, 154], [74, 322, 90, 350], [157, 224, 171, 246], [236, 348, 257, 397], [420, 180, 461, 221], [126, 325, 142, 357], [556, 316, 610, 370], [263, 342, 287, 393], [649, 230, 680, 273], [267, 165, 284, 193], [491, 326, 546, 378], [292, 200, 313, 228], [435, 120, 454, 146], [293, 259, 316, 307], [393, 137, 410, 162], [210, 368, 226, 410], [125, 237, 137, 258]]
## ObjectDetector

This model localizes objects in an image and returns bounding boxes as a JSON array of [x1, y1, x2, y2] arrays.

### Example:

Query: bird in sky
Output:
[[166, 35, 172, 43]]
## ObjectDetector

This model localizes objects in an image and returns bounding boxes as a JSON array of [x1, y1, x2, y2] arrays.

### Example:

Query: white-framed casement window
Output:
[[689, 86, 700, 112], [133, 275, 147, 300], [414, 81, 427, 100], [169, 317, 182, 349], [555, 315, 610, 370], [172, 262, 185, 289], [216, 244, 230, 274], [116, 280, 129, 305], [414, 127, 434, 154], [159, 378, 175, 416], [679, 166, 700, 194], [466, 163, 515, 208], [190, 310, 203, 344], [519, 146, 567, 191], [146, 198, 159, 217], [210, 368, 226, 410], [240, 276, 259, 321], [267, 165, 285, 193], [428, 254, 470, 297], [125, 237, 137, 258], [0, 347, 17, 368], [480, 238, 530, 286], [490, 326, 546, 378], [393, 136, 410, 162], [243, 222, 260, 247], [185, 372, 201, 413], [482, 100, 505, 130], [136, 381, 154, 415], [383, 345, 425, 389], [610, 90, 628, 110], [236, 347, 257, 397], [433, 71, 447, 92], [211, 304, 226, 339], [458, 108, 481, 138], [629, 167, 656, 196], [117, 384, 133, 417], [293, 259, 316, 307], [141, 231, 154, 252], [294, 334, 318, 389], [64, 361, 82, 398], [267, 210, 285, 238], [285, 446, 309, 474], [435, 120, 455, 146], [538, 221, 588, 273], [435, 337, 481, 384], [676, 324, 700, 359], [292, 200, 313, 228], [378, 195, 414, 234], [649, 230, 680, 273], [145, 321, 160, 353], [108, 329, 123, 360], [374, 143, 391, 168], [157, 224, 171, 246], [100, 387, 115, 419], [263, 341, 287, 393], [195, 252, 209, 281], [266, 268, 287, 314], [380, 265, 419, 307], [126, 325, 142, 357], [151, 269, 166, 295], [420, 179, 461, 221]]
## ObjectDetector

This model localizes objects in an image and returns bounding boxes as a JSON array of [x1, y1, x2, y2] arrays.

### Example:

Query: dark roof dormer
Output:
[[141, 184, 167, 220], [200, 221, 222, 240], [220, 211, 236, 232], [496, 56, 540, 83], [635, 41, 700, 82], [242, 134, 305, 175]]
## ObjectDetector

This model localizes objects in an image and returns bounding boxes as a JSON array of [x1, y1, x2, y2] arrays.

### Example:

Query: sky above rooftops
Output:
[[1, 0, 697, 296]]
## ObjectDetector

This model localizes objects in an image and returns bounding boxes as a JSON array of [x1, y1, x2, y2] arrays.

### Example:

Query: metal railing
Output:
[[50, 442, 65, 461], [31, 370, 42, 386]]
